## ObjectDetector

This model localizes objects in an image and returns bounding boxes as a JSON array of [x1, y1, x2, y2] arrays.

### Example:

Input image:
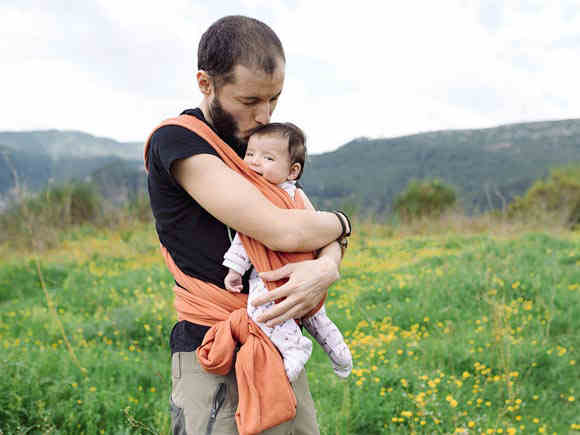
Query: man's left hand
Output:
[[252, 257, 340, 327]]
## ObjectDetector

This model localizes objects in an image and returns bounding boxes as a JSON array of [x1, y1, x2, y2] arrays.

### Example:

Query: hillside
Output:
[[0, 131, 144, 207], [0, 145, 143, 204], [301, 119, 580, 213], [0, 130, 142, 160], [1, 119, 580, 213]]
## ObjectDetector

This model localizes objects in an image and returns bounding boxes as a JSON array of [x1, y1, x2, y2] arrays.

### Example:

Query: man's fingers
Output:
[[259, 264, 293, 282], [256, 289, 315, 326], [257, 299, 303, 326], [250, 289, 283, 307], [250, 281, 297, 307], [256, 300, 288, 323]]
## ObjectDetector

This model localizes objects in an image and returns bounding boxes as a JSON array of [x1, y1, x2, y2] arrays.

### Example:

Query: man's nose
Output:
[[254, 102, 271, 125]]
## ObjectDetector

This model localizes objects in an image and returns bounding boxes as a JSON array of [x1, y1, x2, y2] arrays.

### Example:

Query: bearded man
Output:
[[146, 15, 349, 435]]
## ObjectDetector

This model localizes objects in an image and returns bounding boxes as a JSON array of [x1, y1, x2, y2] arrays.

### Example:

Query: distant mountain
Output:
[[301, 119, 580, 213], [0, 130, 142, 161], [0, 130, 145, 208], [1, 119, 579, 214]]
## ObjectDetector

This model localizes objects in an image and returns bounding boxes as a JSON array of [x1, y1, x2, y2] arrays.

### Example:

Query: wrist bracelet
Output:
[[332, 210, 352, 240], [333, 210, 352, 238], [332, 211, 346, 239]]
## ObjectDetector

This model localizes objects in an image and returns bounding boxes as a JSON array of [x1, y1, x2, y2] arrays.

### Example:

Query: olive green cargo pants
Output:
[[170, 351, 320, 434]]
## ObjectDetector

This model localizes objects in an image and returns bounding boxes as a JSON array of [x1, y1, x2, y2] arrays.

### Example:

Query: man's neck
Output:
[[199, 100, 213, 128]]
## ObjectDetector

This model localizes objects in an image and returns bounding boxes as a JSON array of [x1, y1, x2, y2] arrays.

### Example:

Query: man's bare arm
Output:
[[172, 154, 345, 252]]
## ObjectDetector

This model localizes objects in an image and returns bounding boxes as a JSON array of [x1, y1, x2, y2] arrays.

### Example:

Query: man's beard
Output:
[[208, 96, 247, 154]]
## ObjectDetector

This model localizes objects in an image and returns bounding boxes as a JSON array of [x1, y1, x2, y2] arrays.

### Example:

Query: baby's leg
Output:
[[247, 279, 312, 383], [303, 306, 352, 378]]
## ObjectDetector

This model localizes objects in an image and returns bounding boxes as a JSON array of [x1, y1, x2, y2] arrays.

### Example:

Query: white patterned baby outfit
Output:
[[223, 181, 352, 381]]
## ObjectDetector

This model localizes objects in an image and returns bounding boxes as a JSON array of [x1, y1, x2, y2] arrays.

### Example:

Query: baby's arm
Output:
[[223, 232, 252, 292]]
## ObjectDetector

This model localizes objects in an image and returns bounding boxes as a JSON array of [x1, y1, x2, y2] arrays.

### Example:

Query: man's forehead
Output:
[[229, 62, 285, 96]]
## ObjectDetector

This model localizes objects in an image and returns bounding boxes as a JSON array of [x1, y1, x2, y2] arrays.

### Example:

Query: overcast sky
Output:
[[2, 0, 580, 154]]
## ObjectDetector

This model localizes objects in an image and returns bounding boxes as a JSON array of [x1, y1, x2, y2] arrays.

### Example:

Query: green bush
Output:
[[507, 164, 580, 227], [393, 178, 457, 221], [0, 181, 103, 249], [26, 182, 101, 226], [124, 194, 152, 223]]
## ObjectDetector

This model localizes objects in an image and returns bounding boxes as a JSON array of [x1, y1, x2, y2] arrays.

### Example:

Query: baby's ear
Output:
[[288, 162, 302, 181]]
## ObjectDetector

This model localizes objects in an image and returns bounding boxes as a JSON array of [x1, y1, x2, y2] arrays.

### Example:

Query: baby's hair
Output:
[[250, 122, 307, 179]]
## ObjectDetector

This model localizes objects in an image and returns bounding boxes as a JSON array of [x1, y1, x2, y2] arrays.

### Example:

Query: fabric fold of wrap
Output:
[[145, 115, 325, 435]]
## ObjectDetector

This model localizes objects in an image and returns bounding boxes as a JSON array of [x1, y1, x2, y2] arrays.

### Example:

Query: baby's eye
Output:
[[265, 157, 274, 161]]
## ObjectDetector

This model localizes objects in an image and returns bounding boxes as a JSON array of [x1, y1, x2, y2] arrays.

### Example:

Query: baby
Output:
[[223, 122, 352, 382]]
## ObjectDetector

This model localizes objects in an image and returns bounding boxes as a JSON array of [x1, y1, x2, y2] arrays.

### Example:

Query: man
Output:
[[147, 15, 349, 434]]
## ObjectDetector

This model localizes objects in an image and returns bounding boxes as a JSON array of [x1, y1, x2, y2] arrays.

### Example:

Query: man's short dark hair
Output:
[[251, 122, 307, 180], [198, 15, 285, 88]]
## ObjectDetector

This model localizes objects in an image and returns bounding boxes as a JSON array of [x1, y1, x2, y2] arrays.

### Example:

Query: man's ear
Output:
[[196, 71, 213, 96], [288, 162, 302, 181]]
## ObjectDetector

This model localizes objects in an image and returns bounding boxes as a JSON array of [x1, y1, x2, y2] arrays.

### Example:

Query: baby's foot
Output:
[[303, 306, 353, 378], [327, 344, 353, 378]]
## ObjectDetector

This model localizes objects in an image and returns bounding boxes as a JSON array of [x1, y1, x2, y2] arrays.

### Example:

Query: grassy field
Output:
[[0, 222, 579, 434]]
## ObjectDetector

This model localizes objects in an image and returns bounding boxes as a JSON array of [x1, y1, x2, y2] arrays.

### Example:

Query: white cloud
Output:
[[1, 0, 579, 153]]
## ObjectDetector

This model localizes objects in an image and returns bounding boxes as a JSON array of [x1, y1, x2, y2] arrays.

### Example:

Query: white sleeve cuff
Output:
[[222, 258, 248, 275]]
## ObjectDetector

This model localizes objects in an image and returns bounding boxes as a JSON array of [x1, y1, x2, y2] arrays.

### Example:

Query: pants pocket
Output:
[[170, 397, 186, 435], [171, 352, 238, 434], [205, 382, 227, 435]]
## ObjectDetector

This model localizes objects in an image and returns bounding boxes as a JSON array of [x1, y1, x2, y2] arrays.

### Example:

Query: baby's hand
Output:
[[224, 269, 243, 292]]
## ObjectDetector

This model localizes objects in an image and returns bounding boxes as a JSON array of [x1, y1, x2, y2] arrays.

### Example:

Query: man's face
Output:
[[208, 60, 285, 150]]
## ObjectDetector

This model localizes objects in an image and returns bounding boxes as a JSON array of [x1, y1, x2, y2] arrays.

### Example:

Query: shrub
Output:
[[507, 164, 580, 228], [0, 181, 103, 249], [28, 182, 101, 226], [393, 178, 457, 221]]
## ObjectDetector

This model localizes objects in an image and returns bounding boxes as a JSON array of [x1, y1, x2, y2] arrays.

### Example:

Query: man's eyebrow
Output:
[[239, 91, 282, 101]]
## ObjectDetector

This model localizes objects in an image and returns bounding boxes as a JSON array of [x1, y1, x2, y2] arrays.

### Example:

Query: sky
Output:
[[2, 0, 580, 154]]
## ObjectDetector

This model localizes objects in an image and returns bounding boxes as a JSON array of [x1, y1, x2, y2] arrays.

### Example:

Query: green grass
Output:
[[1, 223, 579, 434]]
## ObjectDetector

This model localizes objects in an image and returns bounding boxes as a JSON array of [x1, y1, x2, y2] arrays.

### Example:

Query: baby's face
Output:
[[244, 134, 296, 185]]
